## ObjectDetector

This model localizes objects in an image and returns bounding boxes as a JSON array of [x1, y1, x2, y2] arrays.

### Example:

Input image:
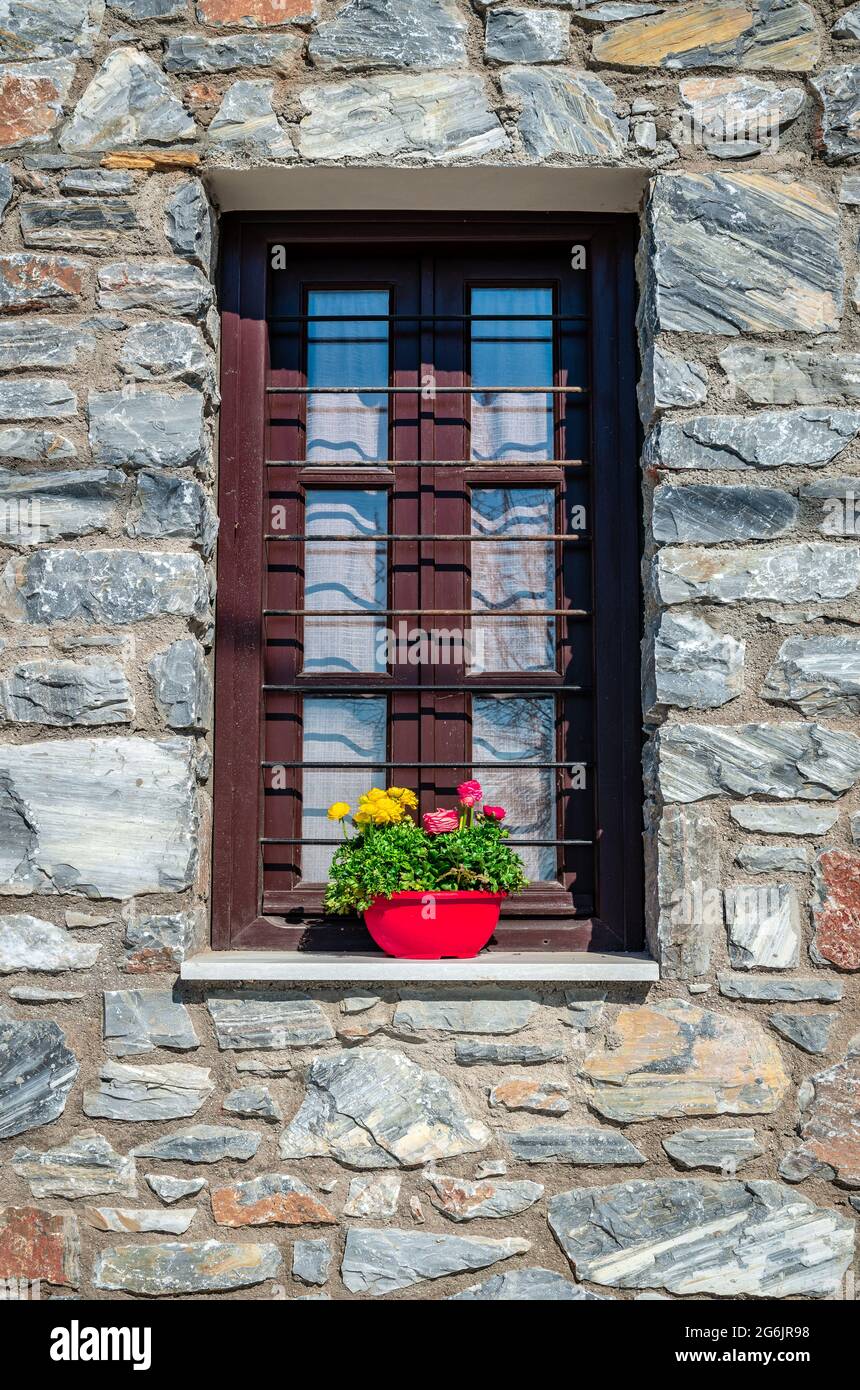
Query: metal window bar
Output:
[[262, 761, 592, 770], [261, 837, 592, 847], [267, 384, 587, 395], [263, 608, 589, 618], [263, 684, 589, 694], [267, 313, 589, 323], [264, 533, 589, 543], [265, 459, 588, 468]]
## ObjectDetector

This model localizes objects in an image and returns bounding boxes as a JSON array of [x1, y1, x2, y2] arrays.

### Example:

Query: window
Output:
[[213, 214, 641, 953]]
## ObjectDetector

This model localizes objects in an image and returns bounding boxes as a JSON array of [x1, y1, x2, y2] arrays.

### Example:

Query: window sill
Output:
[[179, 950, 659, 984]]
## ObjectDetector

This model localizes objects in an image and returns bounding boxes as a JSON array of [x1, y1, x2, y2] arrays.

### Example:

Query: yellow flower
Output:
[[369, 796, 404, 825], [327, 802, 351, 822], [388, 786, 418, 810]]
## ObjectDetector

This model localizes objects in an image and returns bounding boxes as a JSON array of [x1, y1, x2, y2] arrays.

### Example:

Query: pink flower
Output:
[[423, 808, 459, 835], [457, 779, 483, 807], [483, 805, 506, 821]]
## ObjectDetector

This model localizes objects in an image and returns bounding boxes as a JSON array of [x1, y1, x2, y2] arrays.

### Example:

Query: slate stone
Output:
[[719, 345, 860, 405], [504, 1126, 646, 1166], [802, 476, 860, 535], [488, 1077, 570, 1114], [0, 379, 75, 420], [120, 321, 212, 391], [280, 1048, 490, 1168], [592, 1, 819, 72], [94, 1239, 281, 1295], [98, 260, 212, 317], [0, 164, 9, 223], [310, 0, 466, 70], [735, 843, 809, 873], [223, 1085, 281, 1123], [60, 48, 196, 152], [343, 1174, 401, 1218], [0, 914, 101, 972], [455, 1041, 563, 1066], [341, 1227, 530, 1296], [500, 67, 628, 158], [812, 66, 860, 162], [658, 723, 860, 809], [563, 989, 606, 1032], [646, 803, 721, 981], [207, 80, 293, 157], [207, 993, 334, 1049], [196, 0, 314, 20], [132, 1125, 260, 1164], [637, 344, 707, 422], [653, 485, 798, 545], [9, 986, 85, 1003], [211, 1173, 336, 1228], [769, 1013, 833, 1056], [88, 388, 206, 471], [84, 1061, 213, 1122], [583, 999, 789, 1122], [644, 410, 860, 472], [122, 911, 198, 973], [451, 1267, 607, 1301], [0, 659, 133, 726], [0, 429, 76, 463], [85, 1207, 195, 1235], [0, 319, 95, 369], [103, 989, 199, 1057], [662, 1128, 763, 1172], [646, 612, 744, 712], [392, 996, 536, 1036], [164, 34, 301, 72], [148, 638, 211, 732], [641, 173, 842, 336], [811, 848, 860, 971], [729, 803, 839, 835], [0, 253, 85, 313], [762, 636, 860, 717], [164, 180, 212, 273], [112, 0, 185, 14], [424, 1174, 542, 1223], [0, 59, 76, 147], [2, 548, 209, 627], [0, 1018, 78, 1139], [834, 5, 860, 40], [725, 883, 799, 970], [548, 1180, 853, 1295], [297, 73, 508, 161], [780, 1039, 860, 1184], [485, 8, 569, 63], [718, 974, 843, 1003], [12, 1133, 135, 1200], [293, 1238, 331, 1286], [0, 1205, 80, 1288], [145, 1174, 207, 1204], [127, 470, 218, 557], [674, 75, 805, 157], [0, 0, 103, 58], [59, 169, 135, 195], [20, 199, 137, 252]]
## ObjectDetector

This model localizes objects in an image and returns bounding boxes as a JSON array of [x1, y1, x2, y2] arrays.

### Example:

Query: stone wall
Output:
[[0, 0, 858, 1302]]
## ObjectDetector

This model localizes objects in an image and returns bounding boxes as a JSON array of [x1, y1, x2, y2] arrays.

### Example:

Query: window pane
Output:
[[301, 696, 387, 881], [470, 486, 555, 674], [470, 287, 553, 462], [304, 489, 387, 673], [473, 695, 556, 882], [306, 289, 389, 463]]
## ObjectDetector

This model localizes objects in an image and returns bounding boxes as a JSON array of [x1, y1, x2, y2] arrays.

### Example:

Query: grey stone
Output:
[[0, 1018, 78, 1138], [812, 67, 860, 162], [0, 319, 95, 370], [341, 993, 380, 1014], [207, 80, 293, 157], [674, 75, 805, 158], [279, 1048, 490, 1168], [563, 989, 606, 1031], [425, 1172, 543, 1221], [392, 995, 536, 1036], [297, 73, 508, 162], [802, 477, 860, 536], [103, 989, 199, 1057], [651, 722, 860, 803], [223, 1085, 281, 1123], [451, 1267, 607, 1301], [834, 5, 860, 40], [341, 1227, 530, 1296], [12, 1132, 136, 1199], [88, 388, 206, 471], [85, 1206, 196, 1235], [1, 549, 209, 627], [132, 1125, 260, 1164], [148, 638, 211, 732], [209, 1171, 336, 1227], [83, 1061, 213, 1122], [0, 165, 10, 224], [98, 260, 212, 317], [485, 8, 569, 63], [644, 410, 860, 472], [0, 379, 75, 420], [500, 67, 627, 159], [662, 1128, 763, 1172], [94, 1240, 281, 1295], [638, 344, 707, 422], [841, 173, 860, 202], [779, 1042, 860, 1184], [0, 429, 76, 463], [0, 914, 101, 972], [504, 1126, 646, 1166], [655, 544, 860, 607], [164, 180, 212, 273], [112, 0, 185, 15], [60, 48, 196, 152], [653, 485, 798, 545], [770, 1013, 833, 1056], [0, 737, 198, 898], [0, 0, 103, 57], [292, 1238, 331, 1286], [0, 659, 133, 726], [455, 1041, 563, 1066], [122, 911, 197, 972], [729, 803, 840, 835], [645, 804, 721, 980], [20, 199, 136, 252], [343, 1174, 401, 1218], [735, 843, 809, 873], [718, 974, 843, 1003], [164, 34, 301, 73], [0, 252, 85, 313], [60, 169, 135, 195], [719, 345, 860, 405], [310, 0, 466, 71], [488, 1077, 569, 1114], [646, 612, 744, 712], [120, 321, 212, 391], [641, 173, 842, 336], [127, 470, 218, 557], [853, 812, 860, 846], [548, 1179, 853, 1295], [725, 883, 799, 970], [207, 993, 334, 1050], [762, 636, 860, 716], [9, 986, 85, 1002], [145, 1174, 207, 1204]]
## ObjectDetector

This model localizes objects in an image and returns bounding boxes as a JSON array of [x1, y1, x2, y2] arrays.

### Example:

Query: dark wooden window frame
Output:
[[212, 211, 642, 954]]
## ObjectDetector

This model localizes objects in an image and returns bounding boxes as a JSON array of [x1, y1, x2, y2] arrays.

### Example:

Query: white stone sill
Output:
[[180, 950, 659, 984]]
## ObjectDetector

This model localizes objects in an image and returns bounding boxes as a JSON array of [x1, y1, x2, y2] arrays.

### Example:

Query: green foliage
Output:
[[324, 816, 528, 915]]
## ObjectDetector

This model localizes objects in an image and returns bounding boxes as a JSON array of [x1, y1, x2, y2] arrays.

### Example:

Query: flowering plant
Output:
[[323, 780, 527, 915]]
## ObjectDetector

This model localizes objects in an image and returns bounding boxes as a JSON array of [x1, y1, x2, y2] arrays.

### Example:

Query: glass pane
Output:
[[304, 489, 387, 673], [306, 289, 389, 463], [301, 696, 387, 881], [470, 486, 555, 674], [473, 695, 556, 882], [470, 287, 553, 462]]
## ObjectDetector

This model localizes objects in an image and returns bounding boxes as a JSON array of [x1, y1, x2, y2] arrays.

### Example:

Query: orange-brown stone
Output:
[[0, 1206, 79, 1287], [0, 71, 65, 149], [593, 0, 819, 73], [197, 0, 316, 27], [812, 849, 860, 971], [211, 1173, 337, 1227], [0, 254, 84, 313], [782, 1044, 860, 1186]]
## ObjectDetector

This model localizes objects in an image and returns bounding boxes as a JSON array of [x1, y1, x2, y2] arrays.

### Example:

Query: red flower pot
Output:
[[363, 890, 506, 960]]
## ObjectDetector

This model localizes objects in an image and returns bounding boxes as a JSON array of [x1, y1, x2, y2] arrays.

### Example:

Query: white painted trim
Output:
[[180, 950, 659, 984]]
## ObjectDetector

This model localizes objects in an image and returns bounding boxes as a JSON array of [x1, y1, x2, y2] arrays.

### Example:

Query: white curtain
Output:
[[470, 486, 555, 674], [304, 488, 387, 674], [473, 695, 556, 881], [301, 696, 387, 881], [306, 289, 389, 464]]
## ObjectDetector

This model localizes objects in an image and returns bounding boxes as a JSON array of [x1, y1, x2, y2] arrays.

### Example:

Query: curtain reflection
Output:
[[473, 695, 556, 881], [304, 489, 387, 673], [470, 486, 555, 674], [301, 696, 387, 881]]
